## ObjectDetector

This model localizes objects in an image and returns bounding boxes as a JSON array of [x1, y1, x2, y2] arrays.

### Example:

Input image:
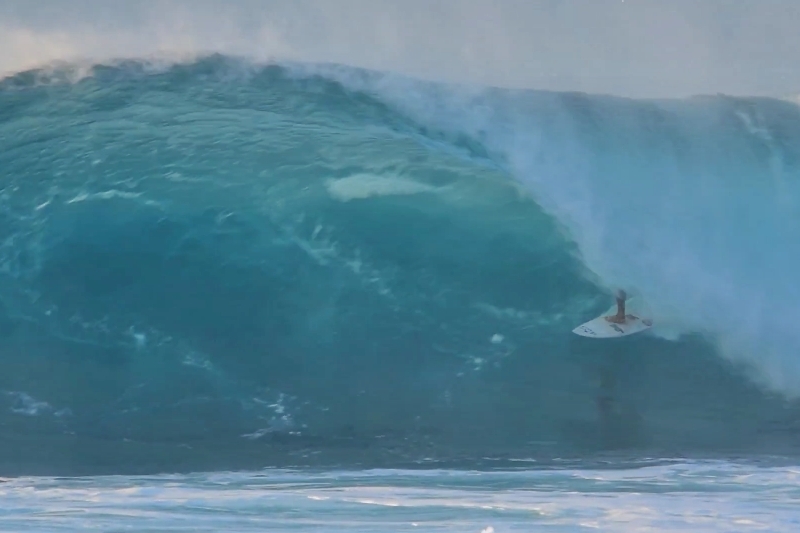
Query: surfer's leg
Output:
[[616, 290, 626, 317], [606, 290, 627, 323]]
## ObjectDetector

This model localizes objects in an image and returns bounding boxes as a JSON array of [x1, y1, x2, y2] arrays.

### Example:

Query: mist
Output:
[[1, 0, 799, 98]]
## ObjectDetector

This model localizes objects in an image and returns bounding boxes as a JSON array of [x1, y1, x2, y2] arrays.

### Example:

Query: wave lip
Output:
[[4, 1, 800, 98]]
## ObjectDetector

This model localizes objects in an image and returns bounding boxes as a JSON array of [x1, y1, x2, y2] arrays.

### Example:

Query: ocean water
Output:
[[3, 462, 800, 532], [2, 56, 800, 531]]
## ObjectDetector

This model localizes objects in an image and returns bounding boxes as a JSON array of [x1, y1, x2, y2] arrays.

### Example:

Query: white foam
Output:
[[3, 463, 798, 533], [325, 174, 435, 202], [65, 190, 162, 208], [4, 391, 53, 416]]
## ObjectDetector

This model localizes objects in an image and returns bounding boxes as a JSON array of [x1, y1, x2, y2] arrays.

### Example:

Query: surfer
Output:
[[605, 290, 627, 324]]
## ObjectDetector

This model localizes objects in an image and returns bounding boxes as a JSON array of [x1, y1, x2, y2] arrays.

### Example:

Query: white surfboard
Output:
[[572, 302, 653, 338]]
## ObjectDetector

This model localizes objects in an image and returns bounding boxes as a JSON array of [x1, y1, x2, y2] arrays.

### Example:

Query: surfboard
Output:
[[572, 302, 653, 338]]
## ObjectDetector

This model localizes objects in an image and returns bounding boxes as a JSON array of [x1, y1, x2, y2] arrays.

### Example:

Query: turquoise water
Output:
[[2, 56, 800, 529]]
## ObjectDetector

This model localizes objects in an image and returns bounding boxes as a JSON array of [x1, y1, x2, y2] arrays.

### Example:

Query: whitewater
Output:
[[2, 54, 800, 531]]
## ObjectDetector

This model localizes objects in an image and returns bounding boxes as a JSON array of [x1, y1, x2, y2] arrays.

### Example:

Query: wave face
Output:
[[1, 57, 800, 475]]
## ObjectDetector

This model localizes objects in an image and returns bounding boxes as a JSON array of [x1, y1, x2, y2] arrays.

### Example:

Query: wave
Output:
[[1, 56, 799, 475]]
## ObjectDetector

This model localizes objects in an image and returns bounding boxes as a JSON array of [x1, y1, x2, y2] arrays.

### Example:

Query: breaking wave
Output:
[[1, 56, 799, 475]]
